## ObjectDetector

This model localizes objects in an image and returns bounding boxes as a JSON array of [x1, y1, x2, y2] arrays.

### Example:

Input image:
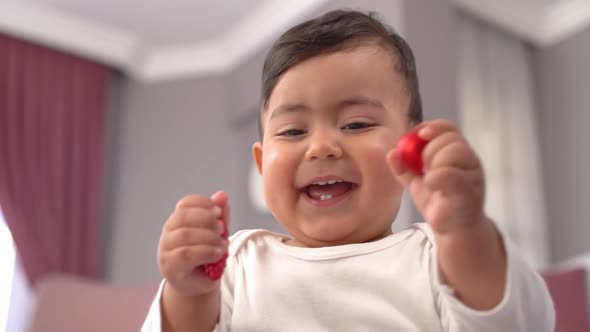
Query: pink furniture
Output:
[[29, 274, 158, 332], [541, 265, 590, 332], [27, 264, 590, 331]]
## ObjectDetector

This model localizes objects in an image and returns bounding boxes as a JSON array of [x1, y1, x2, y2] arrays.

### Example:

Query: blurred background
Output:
[[1, 0, 589, 331]]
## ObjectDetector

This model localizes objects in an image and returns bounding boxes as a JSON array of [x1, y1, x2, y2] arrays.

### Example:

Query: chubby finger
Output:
[[428, 140, 481, 171], [423, 166, 484, 195], [160, 244, 227, 276], [165, 206, 222, 231], [387, 148, 421, 189], [210, 191, 228, 208], [210, 191, 230, 229], [161, 227, 228, 250], [417, 119, 459, 141], [176, 194, 215, 210], [421, 131, 464, 170]]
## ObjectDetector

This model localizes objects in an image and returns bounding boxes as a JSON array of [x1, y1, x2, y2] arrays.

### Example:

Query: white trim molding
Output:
[[139, 0, 328, 82], [0, 0, 327, 82], [0, 0, 588, 82], [0, 2, 138, 68], [542, 0, 590, 45]]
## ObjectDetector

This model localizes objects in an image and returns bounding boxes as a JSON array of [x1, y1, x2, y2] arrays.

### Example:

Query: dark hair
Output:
[[258, 9, 422, 139]]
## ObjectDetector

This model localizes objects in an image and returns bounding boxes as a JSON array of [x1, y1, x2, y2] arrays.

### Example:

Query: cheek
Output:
[[358, 136, 402, 191], [359, 140, 404, 221], [359, 132, 394, 164], [261, 145, 298, 195], [261, 145, 302, 219]]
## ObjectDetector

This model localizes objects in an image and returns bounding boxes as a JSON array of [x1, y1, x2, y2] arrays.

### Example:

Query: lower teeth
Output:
[[320, 194, 333, 201]]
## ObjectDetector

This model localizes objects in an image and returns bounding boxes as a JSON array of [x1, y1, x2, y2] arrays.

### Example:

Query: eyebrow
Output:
[[269, 95, 385, 121], [269, 103, 310, 121], [338, 95, 385, 110]]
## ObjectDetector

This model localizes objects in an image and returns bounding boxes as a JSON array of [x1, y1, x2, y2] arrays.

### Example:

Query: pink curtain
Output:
[[0, 33, 111, 286]]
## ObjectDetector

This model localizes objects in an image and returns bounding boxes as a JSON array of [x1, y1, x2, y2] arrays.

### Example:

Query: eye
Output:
[[342, 122, 374, 131], [277, 129, 306, 137]]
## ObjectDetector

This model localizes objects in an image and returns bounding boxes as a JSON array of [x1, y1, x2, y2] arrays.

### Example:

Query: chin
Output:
[[298, 219, 366, 246]]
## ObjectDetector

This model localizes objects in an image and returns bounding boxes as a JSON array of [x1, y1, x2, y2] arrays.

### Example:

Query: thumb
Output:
[[210, 191, 230, 228], [387, 149, 426, 212], [211, 190, 228, 208], [387, 148, 417, 188]]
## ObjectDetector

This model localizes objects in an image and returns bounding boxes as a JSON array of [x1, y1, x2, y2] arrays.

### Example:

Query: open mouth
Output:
[[301, 179, 357, 202]]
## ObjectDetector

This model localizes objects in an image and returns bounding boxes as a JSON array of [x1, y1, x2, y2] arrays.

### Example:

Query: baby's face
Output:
[[253, 45, 412, 247]]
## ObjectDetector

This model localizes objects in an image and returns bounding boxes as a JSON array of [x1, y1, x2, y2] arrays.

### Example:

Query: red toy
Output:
[[201, 219, 228, 281], [203, 252, 227, 281], [395, 130, 428, 176]]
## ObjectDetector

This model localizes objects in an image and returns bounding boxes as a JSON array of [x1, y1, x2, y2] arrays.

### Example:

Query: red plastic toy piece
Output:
[[202, 219, 228, 281], [203, 253, 228, 281], [395, 130, 428, 176]]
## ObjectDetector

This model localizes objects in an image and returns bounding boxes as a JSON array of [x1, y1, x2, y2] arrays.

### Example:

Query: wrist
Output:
[[434, 217, 508, 310], [162, 282, 220, 332], [164, 280, 219, 303], [435, 216, 503, 262]]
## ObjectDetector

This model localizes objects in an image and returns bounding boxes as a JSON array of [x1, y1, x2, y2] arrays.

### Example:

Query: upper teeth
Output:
[[313, 180, 342, 186]]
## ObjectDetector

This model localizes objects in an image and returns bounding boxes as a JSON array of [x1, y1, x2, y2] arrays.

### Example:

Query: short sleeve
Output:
[[215, 229, 254, 331], [141, 230, 251, 332], [435, 235, 555, 331], [215, 244, 235, 332], [141, 280, 165, 332]]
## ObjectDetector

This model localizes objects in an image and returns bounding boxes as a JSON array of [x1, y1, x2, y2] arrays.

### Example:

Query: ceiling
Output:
[[455, 0, 590, 46], [0, 0, 588, 83], [26, 0, 268, 47]]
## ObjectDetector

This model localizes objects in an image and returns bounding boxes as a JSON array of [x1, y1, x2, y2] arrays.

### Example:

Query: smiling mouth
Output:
[[302, 180, 357, 201]]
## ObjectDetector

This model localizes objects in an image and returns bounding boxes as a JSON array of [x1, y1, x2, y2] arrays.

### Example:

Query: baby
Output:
[[142, 9, 554, 332]]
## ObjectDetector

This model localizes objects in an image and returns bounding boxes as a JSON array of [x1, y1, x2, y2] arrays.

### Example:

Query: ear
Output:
[[252, 141, 263, 175]]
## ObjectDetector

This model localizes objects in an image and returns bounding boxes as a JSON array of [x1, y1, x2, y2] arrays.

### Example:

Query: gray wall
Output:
[[399, 0, 458, 224], [534, 27, 590, 263], [104, 75, 240, 281], [405, 0, 458, 123], [104, 0, 457, 283]]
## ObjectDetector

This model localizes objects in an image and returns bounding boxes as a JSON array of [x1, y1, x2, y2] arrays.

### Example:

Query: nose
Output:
[[305, 128, 343, 161]]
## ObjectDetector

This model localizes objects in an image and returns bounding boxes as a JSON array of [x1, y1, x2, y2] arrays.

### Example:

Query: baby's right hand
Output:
[[158, 192, 230, 297]]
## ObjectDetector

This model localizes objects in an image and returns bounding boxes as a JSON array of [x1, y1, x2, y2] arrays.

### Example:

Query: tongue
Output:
[[307, 182, 352, 199]]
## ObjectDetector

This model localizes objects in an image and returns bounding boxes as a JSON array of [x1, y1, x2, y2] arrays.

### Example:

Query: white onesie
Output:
[[142, 223, 555, 331]]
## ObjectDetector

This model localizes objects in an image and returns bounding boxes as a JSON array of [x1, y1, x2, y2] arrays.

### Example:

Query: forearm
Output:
[[161, 283, 220, 332], [435, 217, 507, 310]]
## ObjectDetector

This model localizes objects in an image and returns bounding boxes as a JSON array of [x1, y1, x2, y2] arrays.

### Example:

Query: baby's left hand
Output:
[[388, 119, 486, 235], [389, 120, 507, 310]]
